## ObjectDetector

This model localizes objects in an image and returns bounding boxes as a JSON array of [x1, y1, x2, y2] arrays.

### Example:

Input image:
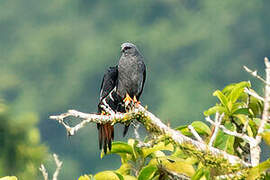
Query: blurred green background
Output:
[[1, 0, 270, 179]]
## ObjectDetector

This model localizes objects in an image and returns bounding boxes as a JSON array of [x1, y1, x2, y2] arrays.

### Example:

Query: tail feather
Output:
[[97, 123, 114, 154], [123, 124, 130, 137], [97, 124, 103, 150]]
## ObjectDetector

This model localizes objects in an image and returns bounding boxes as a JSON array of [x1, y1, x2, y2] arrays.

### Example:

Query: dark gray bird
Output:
[[97, 42, 146, 154]]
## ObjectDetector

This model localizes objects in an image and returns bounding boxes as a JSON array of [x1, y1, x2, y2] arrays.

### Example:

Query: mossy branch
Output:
[[50, 104, 251, 171]]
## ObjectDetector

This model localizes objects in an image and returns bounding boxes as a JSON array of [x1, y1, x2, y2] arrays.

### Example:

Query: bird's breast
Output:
[[117, 56, 144, 98]]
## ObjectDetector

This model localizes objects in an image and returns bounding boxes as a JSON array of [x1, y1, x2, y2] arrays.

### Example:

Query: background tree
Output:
[[1, 0, 270, 179], [0, 100, 48, 179]]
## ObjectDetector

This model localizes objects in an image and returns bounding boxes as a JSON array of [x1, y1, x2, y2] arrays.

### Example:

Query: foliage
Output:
[[0, 177, 17, 180], [204, 81, 266, 159], [0, 101, 48, 180], [1, 0, 270, 178], [79, 82, 270, 179]]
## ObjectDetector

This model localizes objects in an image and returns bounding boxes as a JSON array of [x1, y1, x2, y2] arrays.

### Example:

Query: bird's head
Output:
[[121, 42, 139, 56]]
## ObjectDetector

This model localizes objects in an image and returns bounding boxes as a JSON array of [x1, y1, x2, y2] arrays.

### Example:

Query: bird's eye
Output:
[[124, 46, 131, 50]]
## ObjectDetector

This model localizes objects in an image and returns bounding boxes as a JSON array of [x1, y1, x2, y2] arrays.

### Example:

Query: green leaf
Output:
[[261, 131, 270, 146], [253, 118, 270, 130], [78, 175, 94, 180], [247, 159, 270, 180], [122, 175, 137, 180], [204, 105, 226, 116], [213, 90, 229, 110], [191, 168, 210, 180], [114, 172, 124, 180], [102, 141, 133, 161], [110, 141, 133, 154], [0, 177, 18, 180], [142, 141, 174, 158], [175, 125, 192, 136], [116, 163, 132, 175], [191, 168, 204, 180], [249, 96, 263, 117], [232, 108, 250, 116], [228, 81, 250, 103], [94, 171, 121, 180], [138, 165, 158, 180], [233, 114, 253, 137], [213, 122, 236, 154], [128, 139, 142, 160], [176, 122, 211, 137], [161, 157, 195, 177], [191, 121, 211, 136]]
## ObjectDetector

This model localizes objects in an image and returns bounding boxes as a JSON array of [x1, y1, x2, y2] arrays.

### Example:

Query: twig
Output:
[[243, 65, 267, 84], [53, 154, 63, 180], [206, 115, 256, 145], [158, 164, 191, 180], [252, 57, 270, 166], [188, 125, 204, 143], [216, 171, 244, 180], [50, 105, 251, 168], [39, 164, 48, 180], [244, 88, 264, 101], [50, 110, 124, 136], [132, 121, 141, 140], [39, 154, 63, 180], [243, 57, 270, 166], [208, 112, 223, 147]]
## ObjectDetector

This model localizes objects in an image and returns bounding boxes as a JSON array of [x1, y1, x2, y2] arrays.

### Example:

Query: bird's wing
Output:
[[138, 61, 146, 98], [99, 66, 118, 101], [97, 66, 118, 153]]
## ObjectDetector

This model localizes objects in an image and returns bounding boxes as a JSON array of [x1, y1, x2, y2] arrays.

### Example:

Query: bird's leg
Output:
[[133, 96, 140, 107], [123, 93, 132, 108]]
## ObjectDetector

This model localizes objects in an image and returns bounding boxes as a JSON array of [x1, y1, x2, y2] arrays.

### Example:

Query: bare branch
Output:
[[50, 105, 251, 168], [206, 115, 256, 145], [188, 125, 204, 143], [39, 154, 63, 180], [39, 164, 48, 180], [244, 88, 264, 101], [243, 65, 267, 84], [52, 154, 63, 180], [250, 57, 270, 166], [50, 110, 123, 136], [243, 57, 270, 166], [208, 112, 223, 147], [158, 164, 191, 180], [216, 171, 244, 180]]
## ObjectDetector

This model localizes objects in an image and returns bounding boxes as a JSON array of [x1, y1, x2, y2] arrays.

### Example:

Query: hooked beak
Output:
[[121, 46, 125, 53]]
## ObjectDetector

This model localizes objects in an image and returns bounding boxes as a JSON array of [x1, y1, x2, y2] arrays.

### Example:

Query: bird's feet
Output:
[[123, 94, 141, 111], [123, 93, 133, 108], [133, 96, 141, 107]]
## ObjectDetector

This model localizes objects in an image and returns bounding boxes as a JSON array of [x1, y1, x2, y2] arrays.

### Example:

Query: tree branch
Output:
[[206, 115, 256, 146], [243, 57, 270, 166], [188, 125, 203, 143], [52, 154, 63, 180], [243, 65, 267, 84], [39, 154, 63, 180], [208, 112, 223, 147], [39, 164, 48, 180], [50, 105, 251, 169], [244, 87, 264, 101]]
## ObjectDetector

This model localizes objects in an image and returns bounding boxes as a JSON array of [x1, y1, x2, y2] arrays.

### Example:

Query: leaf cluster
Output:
[[79, 81, 270, 179]]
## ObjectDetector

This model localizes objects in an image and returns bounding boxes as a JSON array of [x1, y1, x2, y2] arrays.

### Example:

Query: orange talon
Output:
[[133, 96, 137, 103], [133, 96, 141, 106], [101, 111, 106, 115], [124, 93, 132, 106]]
